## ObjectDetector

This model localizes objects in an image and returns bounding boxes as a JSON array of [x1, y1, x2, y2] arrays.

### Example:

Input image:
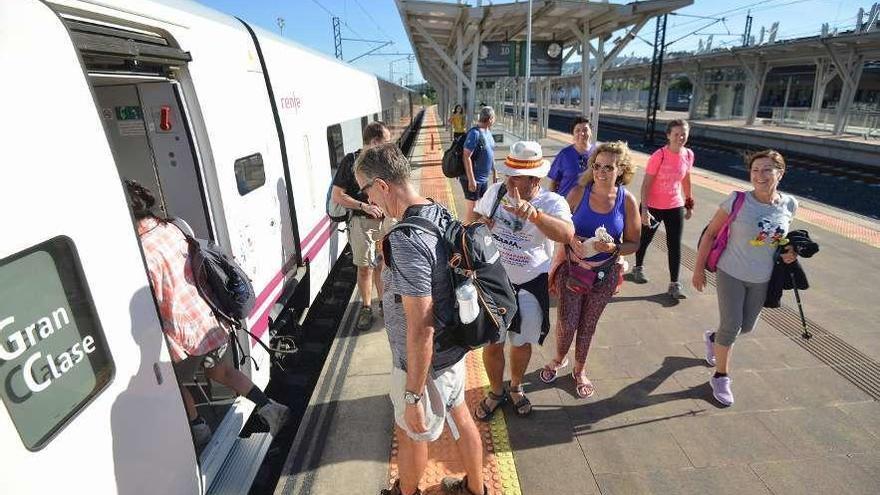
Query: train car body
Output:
[[0, 0, 418, 493]]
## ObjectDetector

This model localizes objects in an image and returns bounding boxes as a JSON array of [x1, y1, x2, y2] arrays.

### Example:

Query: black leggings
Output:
[[635, 206, 685, 282]]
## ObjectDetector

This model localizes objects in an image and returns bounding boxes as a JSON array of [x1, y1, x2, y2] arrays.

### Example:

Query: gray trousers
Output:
[[714, 269, 769, 347]]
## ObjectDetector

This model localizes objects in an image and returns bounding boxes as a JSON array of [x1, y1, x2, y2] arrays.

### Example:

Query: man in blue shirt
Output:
[[547, 116, 594, 198], [461, 106, 496, 221]]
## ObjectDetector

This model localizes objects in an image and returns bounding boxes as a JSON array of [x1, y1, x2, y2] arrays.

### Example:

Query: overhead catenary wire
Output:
[[309, 0, 365, 39]]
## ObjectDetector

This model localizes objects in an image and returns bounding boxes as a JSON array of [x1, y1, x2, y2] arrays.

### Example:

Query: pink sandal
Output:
[[539, 357, 570, 384], [572, 371, 595, 399]]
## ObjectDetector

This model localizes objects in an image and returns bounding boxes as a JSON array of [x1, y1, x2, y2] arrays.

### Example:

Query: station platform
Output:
[[273, 106, 880, 495]]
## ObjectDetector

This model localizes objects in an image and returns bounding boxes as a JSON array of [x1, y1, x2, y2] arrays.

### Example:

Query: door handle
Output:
[[153, 363, 164, 385]]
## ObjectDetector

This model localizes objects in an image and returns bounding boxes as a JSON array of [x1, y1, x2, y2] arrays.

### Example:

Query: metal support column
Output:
[[832, 51, 865, 135], [455, 26, 464, 115], [688, 67, 704, 119], [645, 14, 667, 143], [544, 81, 552, 137], [592, 36, 605, 138], [580, 23, 591, 117], [468, 23, 482, 125], [745, 61, 769, 126], [659, 77, 669, 112]]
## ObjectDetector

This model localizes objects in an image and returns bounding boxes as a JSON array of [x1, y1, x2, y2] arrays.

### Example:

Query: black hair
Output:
[[570, 116, 590, 134], [124, 179, 165, 220], [363, 121, 390, 144]]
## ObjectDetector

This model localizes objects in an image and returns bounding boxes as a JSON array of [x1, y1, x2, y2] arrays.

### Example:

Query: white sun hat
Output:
[[497, 140, 551, 178]]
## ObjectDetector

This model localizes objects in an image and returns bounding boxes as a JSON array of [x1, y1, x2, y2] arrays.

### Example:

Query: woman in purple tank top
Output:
[[539, 142, 641, 398]]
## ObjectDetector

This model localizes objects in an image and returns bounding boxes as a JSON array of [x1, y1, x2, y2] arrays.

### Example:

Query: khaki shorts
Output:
[[348, 215, 395, 267], [494, 289, 542, 347], [389, 358, 466, 442]]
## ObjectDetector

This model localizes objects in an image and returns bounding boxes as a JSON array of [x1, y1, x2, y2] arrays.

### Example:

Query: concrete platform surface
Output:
[[276, 106, 880, 495]]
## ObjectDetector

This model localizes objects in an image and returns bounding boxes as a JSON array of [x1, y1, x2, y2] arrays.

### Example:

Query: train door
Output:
[[1, 1, 198, 493], [91, 79, 249, 448], [93, 82, 212, 239]]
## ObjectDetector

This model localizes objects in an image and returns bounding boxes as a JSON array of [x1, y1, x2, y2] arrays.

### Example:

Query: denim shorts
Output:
[[459, 178, 488, 201]]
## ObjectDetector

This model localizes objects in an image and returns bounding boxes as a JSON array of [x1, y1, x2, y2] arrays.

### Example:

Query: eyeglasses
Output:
[[573, 127, 591, 135], [592, 164, 616, 172], [360, 178, 380, 194], [750, 168, 780, 175]]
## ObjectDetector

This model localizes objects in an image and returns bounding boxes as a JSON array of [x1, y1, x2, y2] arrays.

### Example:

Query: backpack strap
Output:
[[468, 126, 484, 159], [389, 216, 444, 238], [382, 212, 447, 268], [488, 184, 507, 220], [169, 217, 196, 240]]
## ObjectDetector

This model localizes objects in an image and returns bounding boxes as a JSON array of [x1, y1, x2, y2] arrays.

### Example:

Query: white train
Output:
[[0, 0, 420, 493]]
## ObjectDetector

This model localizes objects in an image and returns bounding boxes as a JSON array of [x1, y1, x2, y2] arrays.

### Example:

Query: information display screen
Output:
[[115, 105, 144, 121], [477, 41, 564, 78]]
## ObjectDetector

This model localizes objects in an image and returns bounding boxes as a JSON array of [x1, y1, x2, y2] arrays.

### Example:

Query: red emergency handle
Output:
[[160, 105, 172, 131]]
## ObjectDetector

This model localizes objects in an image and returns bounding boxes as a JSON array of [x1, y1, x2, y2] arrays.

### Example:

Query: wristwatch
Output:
[[403, 390, 422, 405]]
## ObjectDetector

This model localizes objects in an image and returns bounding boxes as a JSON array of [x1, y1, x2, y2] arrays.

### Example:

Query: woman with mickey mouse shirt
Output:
[[693, 150, 798, 407]]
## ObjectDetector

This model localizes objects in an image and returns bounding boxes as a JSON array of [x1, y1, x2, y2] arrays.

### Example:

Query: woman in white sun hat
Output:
[[541, 141, 641, 399], [472, 141, 574, 420]]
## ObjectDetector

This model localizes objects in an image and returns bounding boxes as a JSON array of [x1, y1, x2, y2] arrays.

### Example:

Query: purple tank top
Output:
[[572, 184, 627, 262]]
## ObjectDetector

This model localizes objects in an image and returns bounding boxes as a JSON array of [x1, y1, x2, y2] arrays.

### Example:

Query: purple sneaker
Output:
[[709, 374, 734, 406], [704, 330, 716, 366]]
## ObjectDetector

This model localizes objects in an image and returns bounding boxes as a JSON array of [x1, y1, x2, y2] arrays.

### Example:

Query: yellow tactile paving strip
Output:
[[387, 107, 522, 495]]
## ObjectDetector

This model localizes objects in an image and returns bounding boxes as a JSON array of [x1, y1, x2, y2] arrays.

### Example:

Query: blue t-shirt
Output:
[[548, 144, 594, 197], [464, 127, 495, 183]]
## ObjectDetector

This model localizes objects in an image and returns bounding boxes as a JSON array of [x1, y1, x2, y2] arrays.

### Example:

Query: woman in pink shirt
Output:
[[631, 119, 694, 299]]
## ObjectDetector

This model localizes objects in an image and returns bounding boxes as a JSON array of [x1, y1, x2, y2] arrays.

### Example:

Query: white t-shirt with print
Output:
[[474, 182, 572, 284]]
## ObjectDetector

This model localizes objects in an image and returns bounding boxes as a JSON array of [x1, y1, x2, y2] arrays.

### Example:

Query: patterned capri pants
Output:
[[554, 263, 621, 365]]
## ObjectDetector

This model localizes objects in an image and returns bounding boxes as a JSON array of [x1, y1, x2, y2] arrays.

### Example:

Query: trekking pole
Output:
[[790, 272, 811, 339]]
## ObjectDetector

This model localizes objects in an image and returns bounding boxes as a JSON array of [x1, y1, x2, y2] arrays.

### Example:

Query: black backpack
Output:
[[171, 219, 255, 325], [383, 198, 517, 350], [442, 126, 483, 179], [326, 150, 359, 223]]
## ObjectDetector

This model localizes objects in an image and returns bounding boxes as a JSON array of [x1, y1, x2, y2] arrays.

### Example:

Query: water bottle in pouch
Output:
[[456, 280, 480, 324]]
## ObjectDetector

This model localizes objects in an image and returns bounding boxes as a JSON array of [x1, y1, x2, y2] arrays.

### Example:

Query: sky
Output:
[[199, 0, 874, 84]]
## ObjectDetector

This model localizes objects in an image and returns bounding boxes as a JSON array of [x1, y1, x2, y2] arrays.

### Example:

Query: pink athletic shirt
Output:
[[644, 146, 693, 209]]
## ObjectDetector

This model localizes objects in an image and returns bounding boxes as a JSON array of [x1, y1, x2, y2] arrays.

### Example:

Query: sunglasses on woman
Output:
[[591, 163, 615, 172]]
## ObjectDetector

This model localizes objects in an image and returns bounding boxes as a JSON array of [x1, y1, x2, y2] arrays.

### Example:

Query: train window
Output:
[[0, 236, 114, 451], [234, 153, 266, 195], [326, 124, 344, 173]]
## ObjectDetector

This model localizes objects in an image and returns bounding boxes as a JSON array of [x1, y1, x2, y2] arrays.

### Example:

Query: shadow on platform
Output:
[[505, 356, 716, 452]]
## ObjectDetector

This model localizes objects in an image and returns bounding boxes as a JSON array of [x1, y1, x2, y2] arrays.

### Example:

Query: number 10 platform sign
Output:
[[478, 41, 564, 79]]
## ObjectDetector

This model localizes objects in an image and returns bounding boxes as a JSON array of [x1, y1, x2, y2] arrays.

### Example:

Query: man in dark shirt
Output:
[[331, 122, 391, 330]]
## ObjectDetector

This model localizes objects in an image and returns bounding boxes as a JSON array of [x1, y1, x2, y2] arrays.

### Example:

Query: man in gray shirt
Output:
[[355, 143, 487, 495]]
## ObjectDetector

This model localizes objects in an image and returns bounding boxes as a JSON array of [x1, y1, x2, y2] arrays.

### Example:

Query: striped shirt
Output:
[[138, 217, 228, 362]]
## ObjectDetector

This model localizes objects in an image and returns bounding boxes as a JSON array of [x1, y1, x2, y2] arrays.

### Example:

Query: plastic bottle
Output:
[[455, 280, 480, 324]]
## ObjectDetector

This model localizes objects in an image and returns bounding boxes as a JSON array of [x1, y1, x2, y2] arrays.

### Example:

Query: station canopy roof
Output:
[[396, 0, 693, 86]]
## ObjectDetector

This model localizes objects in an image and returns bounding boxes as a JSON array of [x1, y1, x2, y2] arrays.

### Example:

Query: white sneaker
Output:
[[191, 419, 212, 448], [709, 373, 734, 406], [704, 330, 716, 366], [257, 399, 290, 436], [668, 282, 687, 299]]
